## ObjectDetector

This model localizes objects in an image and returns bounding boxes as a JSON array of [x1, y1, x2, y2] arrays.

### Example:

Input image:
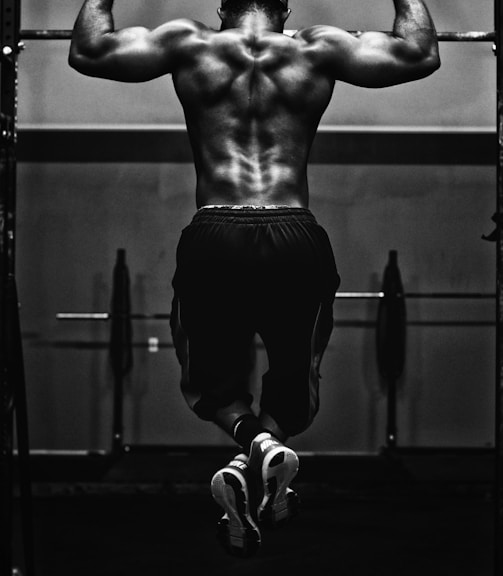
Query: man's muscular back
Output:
[[69, 1, 440, 207], [172, 25, 335, 207]]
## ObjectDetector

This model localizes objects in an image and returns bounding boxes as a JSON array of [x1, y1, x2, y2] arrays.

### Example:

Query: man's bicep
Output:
[[335, 31, 436, 88]]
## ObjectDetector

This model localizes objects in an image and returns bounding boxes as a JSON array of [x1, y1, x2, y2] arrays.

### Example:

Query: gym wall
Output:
[[17, 0, 495, 451]]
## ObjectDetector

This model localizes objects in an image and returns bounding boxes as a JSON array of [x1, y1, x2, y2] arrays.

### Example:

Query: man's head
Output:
[[221, 0, 288, 8], [218, 0, 291, 31]]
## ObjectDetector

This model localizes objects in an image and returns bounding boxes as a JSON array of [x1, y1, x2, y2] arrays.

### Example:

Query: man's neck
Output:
[[222, 11, 283, 34]]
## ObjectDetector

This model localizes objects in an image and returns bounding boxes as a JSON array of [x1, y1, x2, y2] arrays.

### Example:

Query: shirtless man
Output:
[[70, 0, 440, 557]]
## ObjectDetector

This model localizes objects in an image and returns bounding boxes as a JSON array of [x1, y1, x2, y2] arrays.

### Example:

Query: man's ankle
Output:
[[232, 414, 266, 452]]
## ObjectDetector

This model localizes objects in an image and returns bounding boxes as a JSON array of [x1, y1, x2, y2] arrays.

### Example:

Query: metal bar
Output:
[[0, 0, 20, 573], [20, 29, 72, 40], [433, 31, 496, 42], [1, 2, 35, 575], [29, 317, 503, 350], [337, 292, 385, 299], [405, 292, 495, 299], [8, 277, 35, 576], [496, 0, 503, 574], [56, 312, 171, 321], [55, 292, 496, 321], [18, 29, 497, 42], [57, 313, 110, 321]]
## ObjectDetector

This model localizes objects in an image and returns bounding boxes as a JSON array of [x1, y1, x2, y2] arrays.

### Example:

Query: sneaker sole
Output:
[[211, 468, 261, 557], [257, 447, 299, 526]]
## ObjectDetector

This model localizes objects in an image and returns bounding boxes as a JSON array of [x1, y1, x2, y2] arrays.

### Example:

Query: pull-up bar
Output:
[[17, 30, 497, 42]]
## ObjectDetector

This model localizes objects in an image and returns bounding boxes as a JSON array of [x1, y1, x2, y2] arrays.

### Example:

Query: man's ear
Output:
[[282, 8, 292, 24], [217, 7, 224, 21]]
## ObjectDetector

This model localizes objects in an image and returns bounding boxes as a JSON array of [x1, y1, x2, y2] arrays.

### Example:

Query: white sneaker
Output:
[[248, 433, 300, 526], [211, 454, 261, 557]]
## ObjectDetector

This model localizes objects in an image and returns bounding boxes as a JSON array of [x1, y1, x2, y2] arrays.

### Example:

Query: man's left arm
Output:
[[297, 0, 440, 88], [69, 0, 203, 82]]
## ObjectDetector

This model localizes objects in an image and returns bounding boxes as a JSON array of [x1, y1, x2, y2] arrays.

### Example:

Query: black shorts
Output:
[[170, 206, 341, 437]]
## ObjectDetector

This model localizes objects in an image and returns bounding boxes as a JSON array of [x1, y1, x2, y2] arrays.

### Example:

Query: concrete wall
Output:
[[17, 0, 496, 451]]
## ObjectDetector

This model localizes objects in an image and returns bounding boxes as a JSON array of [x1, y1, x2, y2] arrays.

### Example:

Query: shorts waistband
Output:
[[193, 206, 316, 225]]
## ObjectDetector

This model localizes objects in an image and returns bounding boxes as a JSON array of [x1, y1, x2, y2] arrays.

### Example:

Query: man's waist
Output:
[[191, 205, 316, 225]]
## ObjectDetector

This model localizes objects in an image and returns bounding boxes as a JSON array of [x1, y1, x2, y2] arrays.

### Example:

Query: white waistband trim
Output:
[[199, 205, 297, 210]]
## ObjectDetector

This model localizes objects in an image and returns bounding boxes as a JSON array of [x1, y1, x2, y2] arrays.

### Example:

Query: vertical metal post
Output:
[[0, 1, 19, 273], [0, 0, 19, 573], [0, 2, 34, 576], [0, 1, 20, 573], [496, 1, 503, 574]]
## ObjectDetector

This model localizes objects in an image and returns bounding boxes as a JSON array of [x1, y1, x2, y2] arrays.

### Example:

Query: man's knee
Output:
[[259, 398, 319, 438], [272, 412, 317, 438], [182, 388, 255, 424], [260, 369, 320, 437]]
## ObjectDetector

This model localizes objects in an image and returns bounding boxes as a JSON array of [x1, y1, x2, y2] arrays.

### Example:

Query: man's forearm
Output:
[[392, 0, 437, 41], [72, 0, 116, 54]]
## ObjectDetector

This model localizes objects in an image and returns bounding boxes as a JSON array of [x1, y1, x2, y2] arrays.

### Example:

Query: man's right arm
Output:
[[298, 0, 440, 88], [69, 0, 205, 82]]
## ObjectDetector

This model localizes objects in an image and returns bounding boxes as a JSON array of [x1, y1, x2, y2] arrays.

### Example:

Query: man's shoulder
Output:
[[293, 25, 353, 46], [158, 18, 216, 40]]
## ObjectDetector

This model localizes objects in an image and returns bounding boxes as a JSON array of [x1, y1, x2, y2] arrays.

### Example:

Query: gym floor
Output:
[[13, 448, 494, 576]]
